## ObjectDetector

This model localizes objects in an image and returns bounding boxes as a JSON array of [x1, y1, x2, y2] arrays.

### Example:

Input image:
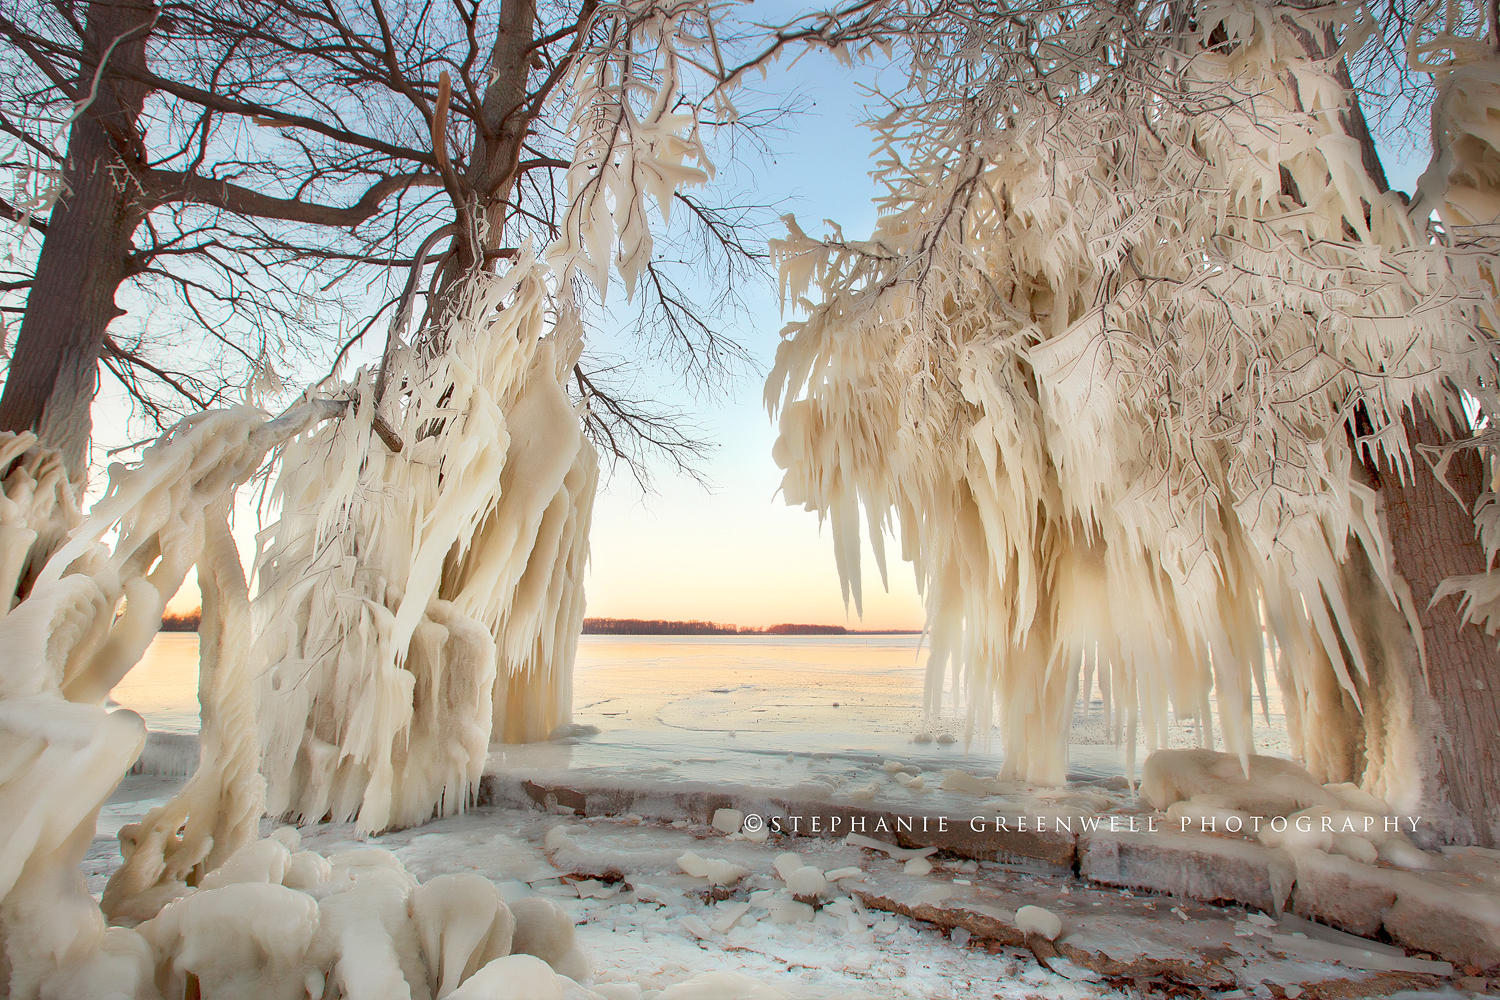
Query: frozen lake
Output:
[[114, 632, 1291, 778]]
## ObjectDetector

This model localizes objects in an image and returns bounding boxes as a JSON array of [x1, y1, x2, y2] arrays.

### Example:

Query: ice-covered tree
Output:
[[0, 0, 763, 479], [769, 0, 1500, 844], [0, 0, 834, 991]]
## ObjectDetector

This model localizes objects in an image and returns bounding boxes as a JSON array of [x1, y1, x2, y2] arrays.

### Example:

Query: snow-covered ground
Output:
[[86, 770, 1484, 1000]]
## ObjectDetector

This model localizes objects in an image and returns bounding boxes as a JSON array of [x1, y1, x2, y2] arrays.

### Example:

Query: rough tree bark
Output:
[[1375, 410, 1500, 847], [1297, 24, 1500, 847], [0, 0, 158, 478]]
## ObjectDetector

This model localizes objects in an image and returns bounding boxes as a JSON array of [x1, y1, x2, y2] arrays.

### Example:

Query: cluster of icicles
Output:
[[255, 253, 597, 835], [0, 256, 603, 997], [769, 0, 1500, 809]]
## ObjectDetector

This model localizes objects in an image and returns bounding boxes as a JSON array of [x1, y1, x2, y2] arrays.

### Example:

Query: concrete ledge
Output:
[[1080, 829, 1287, 913], [481, 773, 1076, 869], [483, 766, 1500, 971], [1289, 850, 1500, 969], [1288, 850, 1397, 937]]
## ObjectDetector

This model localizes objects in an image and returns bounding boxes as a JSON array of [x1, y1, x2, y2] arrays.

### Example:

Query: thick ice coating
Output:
[[255, 257, 599, 835], [767, 0, 1500, 841]]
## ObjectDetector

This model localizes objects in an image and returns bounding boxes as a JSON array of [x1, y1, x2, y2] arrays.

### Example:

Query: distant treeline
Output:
[[581, 617, 918, 636], [160, 610, 201, 632], [157, 610, 911, 637]]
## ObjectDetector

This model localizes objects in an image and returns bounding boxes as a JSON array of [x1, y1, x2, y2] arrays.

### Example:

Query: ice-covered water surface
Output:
[[121, 633, 1291, 777], [108, 634, 203, 734]]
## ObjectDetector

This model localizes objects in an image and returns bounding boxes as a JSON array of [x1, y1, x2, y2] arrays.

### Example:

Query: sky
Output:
[[87, 24, 930, 631], [91, 18, 1435, 634]]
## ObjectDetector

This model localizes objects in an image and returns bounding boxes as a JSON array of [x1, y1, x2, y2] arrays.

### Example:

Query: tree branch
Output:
[[145, 169, 443, 226]]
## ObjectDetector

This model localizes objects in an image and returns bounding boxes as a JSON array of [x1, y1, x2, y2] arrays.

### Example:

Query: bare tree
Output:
[[0, 0, 780, 480]]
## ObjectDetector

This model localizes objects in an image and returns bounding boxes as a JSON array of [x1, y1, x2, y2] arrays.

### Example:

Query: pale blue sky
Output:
[[85, 13, 1434, 632]]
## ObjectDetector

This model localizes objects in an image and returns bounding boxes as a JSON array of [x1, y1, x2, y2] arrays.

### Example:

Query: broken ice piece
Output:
[[846, 833, 939, 861], [711, 808, 744, 835], [774, 853, 805, 880], [677, 915, 714, 940], [904, 857, 933, 876], [936, 733, 957, 744], [765, 894, 816, 924], [824, 867, 864, 881], [710, 902, 751, 933], [1377, 839, 1436, 870], [882, 760, 908, 772], [893, 772, 926, 789], [1015, 905, 1062, 940], [592, 986, 645, 1000], [743, 822, 769, 844], [914, 733, 933, 743], [1284, 987, 1303, 999], [784, 866, 827, 897], [951, 927, 971, 946], [677, 851, 748, 886], [1268, 933, 1453, 975]]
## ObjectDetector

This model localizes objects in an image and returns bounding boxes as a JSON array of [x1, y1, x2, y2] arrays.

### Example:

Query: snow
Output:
[[1013, 906, 1061, 941], [68, 771, 1495, 999]]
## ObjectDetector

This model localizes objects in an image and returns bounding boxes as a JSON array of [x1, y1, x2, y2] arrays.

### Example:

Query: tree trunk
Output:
[[0, 0, 156, 479], [1372, 409, 1500, 847]]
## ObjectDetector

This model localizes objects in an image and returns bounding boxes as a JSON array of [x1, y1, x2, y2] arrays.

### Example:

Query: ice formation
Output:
[[253, 257, 599, 835], [0, 1, 758, 992], [248, 0, 748, 835], [1014, 906, 1062, 942], [768, 0, 1500, 812], [0, 405, 341, 995]]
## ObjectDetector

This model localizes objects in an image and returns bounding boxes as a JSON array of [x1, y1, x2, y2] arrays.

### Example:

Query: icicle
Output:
[[769, 1, 1500, 791]]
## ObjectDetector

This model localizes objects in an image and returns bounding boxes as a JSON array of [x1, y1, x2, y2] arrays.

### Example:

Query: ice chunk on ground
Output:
[[510, 896, 576, 968], [783, 866, 827, 897], [1378, 840, 1436, 869], [678, 851, 749, 887], [410, 873, 516, 998], [1143, 749, 1333, 816], [904, 857, 933, 875], [711, 809, 744, 835], [550, 724, 601, 740], [142, 882, 322, 1000], [448, 954, 564, 1000], [1015, 904, 1062, 940], [763, 895, 815, 924], [773, 852, 804, 881], [940, 770, 1012, 796], [845, 834, 939, 861], [709, 902, 751, 933]]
